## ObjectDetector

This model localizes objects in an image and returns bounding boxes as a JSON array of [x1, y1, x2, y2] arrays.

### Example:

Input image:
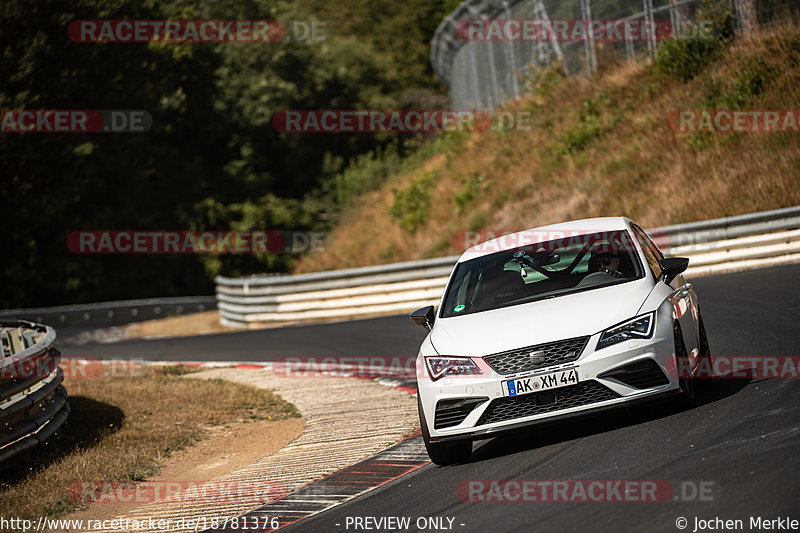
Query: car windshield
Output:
[[441, 230, 644, 318]]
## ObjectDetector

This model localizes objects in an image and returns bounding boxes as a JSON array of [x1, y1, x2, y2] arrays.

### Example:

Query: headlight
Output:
[[424, 356, 482, 381], [597, 312, 655, 350]]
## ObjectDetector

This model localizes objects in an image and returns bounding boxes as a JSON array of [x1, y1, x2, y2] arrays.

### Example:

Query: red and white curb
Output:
[[63, 359, 419, 396], [63, 359, 426, 532], [233, 432, 429, 532]]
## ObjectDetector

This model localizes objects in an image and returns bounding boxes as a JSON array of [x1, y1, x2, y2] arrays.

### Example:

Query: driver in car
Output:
[[589, 252, 623, 278]]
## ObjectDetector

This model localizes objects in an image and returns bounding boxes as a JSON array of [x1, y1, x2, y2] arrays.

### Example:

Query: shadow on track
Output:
[[467, 377, 750, 465]]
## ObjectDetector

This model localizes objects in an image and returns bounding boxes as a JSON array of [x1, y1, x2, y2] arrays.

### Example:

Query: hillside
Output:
[[294, 24, 800, 273]]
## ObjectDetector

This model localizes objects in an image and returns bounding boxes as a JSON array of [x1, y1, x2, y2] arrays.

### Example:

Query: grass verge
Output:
[[0, 365, 300, 524]]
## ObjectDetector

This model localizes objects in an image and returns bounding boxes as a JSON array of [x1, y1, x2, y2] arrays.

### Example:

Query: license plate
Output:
[[504, 368, 579, 397]]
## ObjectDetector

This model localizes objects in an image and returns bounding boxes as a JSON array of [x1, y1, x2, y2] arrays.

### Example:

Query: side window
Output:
[[632, 225, 663, 279]]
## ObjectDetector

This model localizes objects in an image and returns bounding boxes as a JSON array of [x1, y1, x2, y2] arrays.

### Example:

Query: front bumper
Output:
[[418, 313, 680, 443]]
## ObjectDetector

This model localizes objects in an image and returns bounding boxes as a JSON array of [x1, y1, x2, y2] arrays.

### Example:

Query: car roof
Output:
[[458, 217, 634, 263]]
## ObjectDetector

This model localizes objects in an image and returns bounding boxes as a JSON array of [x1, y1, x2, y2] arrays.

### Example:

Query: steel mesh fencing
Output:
[[432, 0, 800, 110]]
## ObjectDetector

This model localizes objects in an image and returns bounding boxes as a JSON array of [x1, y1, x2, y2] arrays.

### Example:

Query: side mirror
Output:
[[409, 305, 436, 331], [658, 257, 689, 285]]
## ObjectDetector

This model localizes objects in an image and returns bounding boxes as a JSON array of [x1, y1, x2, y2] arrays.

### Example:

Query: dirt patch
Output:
[[65, 416, 304, 523], [125, 310, 233, 338]]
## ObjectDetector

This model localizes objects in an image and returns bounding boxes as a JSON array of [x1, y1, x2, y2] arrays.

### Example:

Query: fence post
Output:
[[736, 0, 759, 35], [502, 0, 520, 97], [643, 0, 656, 59], [531, 0, 568, 74], [580, 0, 598, 75]]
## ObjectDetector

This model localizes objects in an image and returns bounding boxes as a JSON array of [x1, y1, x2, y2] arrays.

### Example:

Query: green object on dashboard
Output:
[[454, 304, 465, 312]]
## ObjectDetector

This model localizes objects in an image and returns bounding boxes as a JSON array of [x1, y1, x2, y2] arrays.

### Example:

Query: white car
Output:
[[409, 217, 710, 465]]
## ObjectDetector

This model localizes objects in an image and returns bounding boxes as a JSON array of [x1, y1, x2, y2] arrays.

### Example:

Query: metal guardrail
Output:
[[216, 206, 800, 327], [4, 208, 798, 330], [0, 296, 217, 331], [0, 320, 69, 466]]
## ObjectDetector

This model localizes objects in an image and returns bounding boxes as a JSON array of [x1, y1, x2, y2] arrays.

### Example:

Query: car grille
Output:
[[477, 381, 619, 426], [434, 397, 489, 429], [598, 359, 670, 389], [482, 336, 589, 375]]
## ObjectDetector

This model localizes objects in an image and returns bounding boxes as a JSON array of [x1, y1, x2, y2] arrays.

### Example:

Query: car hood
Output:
[[430, 279, 652, 356]]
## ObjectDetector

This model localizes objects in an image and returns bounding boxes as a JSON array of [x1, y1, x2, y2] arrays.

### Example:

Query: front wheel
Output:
[[418, 396, 472, 465], [694, 312, 712, 390], [674, 322, 697, 407]]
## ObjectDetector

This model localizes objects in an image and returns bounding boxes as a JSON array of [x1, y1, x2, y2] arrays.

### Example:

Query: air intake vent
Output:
[[434, 397, 489, 429], [598, 359, 670, 389], [477, 381, 619, 425]]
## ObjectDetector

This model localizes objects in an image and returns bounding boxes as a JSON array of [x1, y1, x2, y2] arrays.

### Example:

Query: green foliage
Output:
[[1, 0, 451, 307], [555, 91, 611, 154], [520, 62, 565, 104], [189, 194, 319, 279], [653, 0, 735, 81], [294, 0, 454, 91], [319, 133, 462, 217], [453, 173, 486, 213], [390, 173, 434, 234], [332, 142, 403, 208], [703, 57, 775, 109]]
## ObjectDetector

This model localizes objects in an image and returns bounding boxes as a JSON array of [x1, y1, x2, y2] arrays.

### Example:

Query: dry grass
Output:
[[0, 366, 300, 523], [124, 310, 233, 338], [295, 24, 800, 273]]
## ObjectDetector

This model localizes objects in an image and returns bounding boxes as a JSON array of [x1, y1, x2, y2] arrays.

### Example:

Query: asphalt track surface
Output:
[[60, 264, 800, 532], [60, 311, 427, 361]]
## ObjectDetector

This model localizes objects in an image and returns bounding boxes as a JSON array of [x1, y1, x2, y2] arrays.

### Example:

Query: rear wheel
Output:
[[418, 396, 472, 465]]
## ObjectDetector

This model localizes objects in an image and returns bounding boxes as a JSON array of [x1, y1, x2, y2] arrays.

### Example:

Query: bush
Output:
[[453, 173, 486, 213], [333, 142, 402, 208], [653, 0, 735, 81], [390, 172, 434, 234], [702, 57, 775, 109], [556, 91, 610, 154]]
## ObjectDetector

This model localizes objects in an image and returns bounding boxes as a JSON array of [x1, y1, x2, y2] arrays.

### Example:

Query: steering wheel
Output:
[[576, 271, 615, 287]]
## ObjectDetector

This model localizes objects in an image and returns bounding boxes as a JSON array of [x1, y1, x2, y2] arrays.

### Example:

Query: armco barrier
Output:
[[0, 320, 69, 466], [0, 296, 217, 331], [216, 206, 800, 328]]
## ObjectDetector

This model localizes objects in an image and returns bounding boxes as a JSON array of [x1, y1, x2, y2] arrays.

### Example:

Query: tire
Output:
[[694, 312, 713, 390], [418, 395, 472, 465], [674, 322, 697, 407]]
